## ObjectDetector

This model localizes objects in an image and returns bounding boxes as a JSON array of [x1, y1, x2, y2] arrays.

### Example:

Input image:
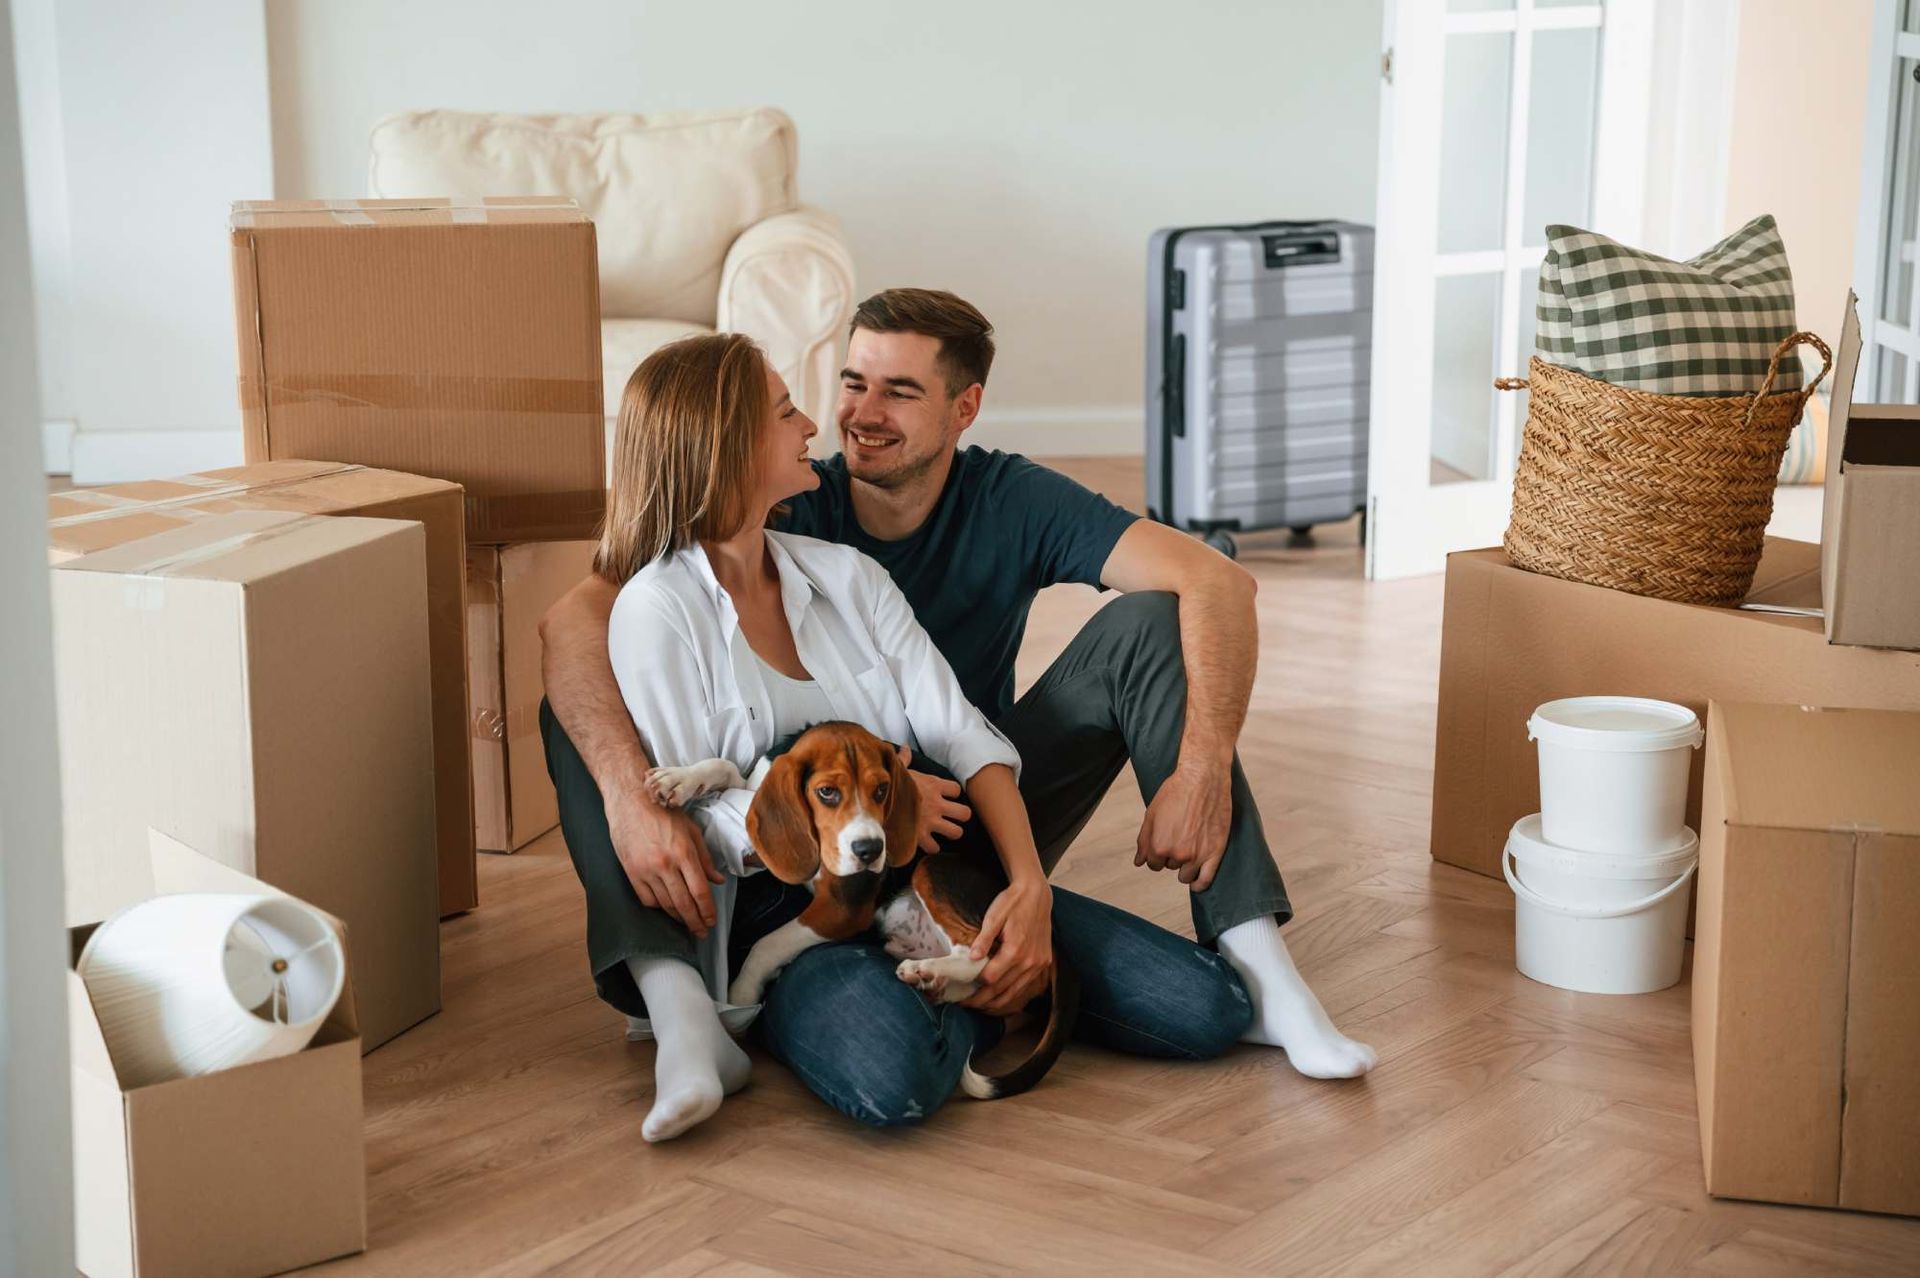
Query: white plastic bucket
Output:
[[1528, 696, 1703, 854], [1504, 814, 1696, 995]]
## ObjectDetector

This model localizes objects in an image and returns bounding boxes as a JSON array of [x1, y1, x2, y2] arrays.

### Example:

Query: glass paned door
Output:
[[1858, 1, 1920, 405], [1366, 0, 1651, 580]]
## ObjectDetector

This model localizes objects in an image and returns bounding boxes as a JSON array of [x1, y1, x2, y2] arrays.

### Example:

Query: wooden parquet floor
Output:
[[322, 458, 1920, 1276]]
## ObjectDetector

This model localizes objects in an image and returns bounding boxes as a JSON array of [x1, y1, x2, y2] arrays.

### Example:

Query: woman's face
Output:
[[754, 361, 820, 512]]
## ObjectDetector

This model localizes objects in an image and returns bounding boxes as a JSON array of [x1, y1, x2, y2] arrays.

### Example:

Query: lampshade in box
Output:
[[77, 892, 345, 1087]]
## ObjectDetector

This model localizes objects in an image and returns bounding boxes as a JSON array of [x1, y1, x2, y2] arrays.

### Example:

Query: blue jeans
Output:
[[729, 871, 1253, 1127]]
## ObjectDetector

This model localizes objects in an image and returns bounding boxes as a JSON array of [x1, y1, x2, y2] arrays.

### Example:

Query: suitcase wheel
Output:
[[1203, 530, 1238, 560]]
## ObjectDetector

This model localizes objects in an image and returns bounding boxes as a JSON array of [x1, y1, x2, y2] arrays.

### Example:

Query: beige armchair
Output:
[[368, 107, 856, 430]]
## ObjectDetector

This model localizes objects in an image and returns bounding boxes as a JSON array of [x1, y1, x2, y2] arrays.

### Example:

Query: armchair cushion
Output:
[[369, 108, 797, 326]]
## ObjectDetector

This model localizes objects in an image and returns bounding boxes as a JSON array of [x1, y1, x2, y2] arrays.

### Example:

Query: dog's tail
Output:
[[959, 933, 1080, 1101]]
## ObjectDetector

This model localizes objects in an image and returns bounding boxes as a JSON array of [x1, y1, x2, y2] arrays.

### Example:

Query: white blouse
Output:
[[606, 530, 1022, 1029]]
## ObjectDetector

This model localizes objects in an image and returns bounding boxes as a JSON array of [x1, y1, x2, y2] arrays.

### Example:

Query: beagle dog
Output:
[[645, 720, 1077, 1100]]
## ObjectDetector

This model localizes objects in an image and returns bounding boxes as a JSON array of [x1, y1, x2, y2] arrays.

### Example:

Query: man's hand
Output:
[[896, 746, 971, 854], [609, 791, 724, 938], [960, 877, 1053, 1016], [1136, 758, 1233, 890]]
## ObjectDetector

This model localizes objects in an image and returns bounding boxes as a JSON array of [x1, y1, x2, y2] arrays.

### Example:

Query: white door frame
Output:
[[0, 0, 77, 1269], [1366, 0, 1655, 581], [1855, 0, 1920, 401]]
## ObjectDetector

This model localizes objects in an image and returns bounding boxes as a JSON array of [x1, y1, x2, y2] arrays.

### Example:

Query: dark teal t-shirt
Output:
[[776, 447, 1138, 722]]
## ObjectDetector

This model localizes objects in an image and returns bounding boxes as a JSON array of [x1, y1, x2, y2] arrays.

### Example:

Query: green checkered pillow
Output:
[[1536, 215, 1796, 396]]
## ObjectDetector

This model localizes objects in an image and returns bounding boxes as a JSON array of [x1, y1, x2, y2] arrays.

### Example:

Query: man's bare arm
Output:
[[1100, 520, 1258, 889], [541, 574, 723, 935]]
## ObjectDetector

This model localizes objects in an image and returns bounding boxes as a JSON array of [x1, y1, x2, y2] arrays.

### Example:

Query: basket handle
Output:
[[1742, 330, 1832, 430], [1494, 375, 1529, 391]]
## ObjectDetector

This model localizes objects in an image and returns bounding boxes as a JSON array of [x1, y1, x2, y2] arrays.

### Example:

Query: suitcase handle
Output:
[[1261, 230, 1342, 268]]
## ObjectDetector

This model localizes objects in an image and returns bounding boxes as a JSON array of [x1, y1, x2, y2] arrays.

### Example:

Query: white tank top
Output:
[[753, 651, 836, 738]]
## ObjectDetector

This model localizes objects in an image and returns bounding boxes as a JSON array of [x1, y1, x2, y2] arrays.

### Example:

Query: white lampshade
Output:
[[77, 892, 346, 1087]]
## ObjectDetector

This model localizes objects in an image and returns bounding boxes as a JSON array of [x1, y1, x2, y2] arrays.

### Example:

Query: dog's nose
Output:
[[851, 837, 884, 865]]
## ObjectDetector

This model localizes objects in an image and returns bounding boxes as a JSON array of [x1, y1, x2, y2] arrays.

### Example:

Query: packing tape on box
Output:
[[465, 489, 608, 543], [232, 198, 581, 230], [48, 464, 367, 528], [241, 372, 602, 414], [115, 514, 335, 612]]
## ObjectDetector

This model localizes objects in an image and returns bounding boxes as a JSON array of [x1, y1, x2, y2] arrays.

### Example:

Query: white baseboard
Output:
[[965, 405, 1142, 457], [68, 429, 244, 485], [41, 419, 75, 475]]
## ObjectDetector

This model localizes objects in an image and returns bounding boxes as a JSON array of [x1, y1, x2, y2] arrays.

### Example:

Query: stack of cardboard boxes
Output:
[[1431, 297, 1920, 1218], [53, 197, 609, 1274]]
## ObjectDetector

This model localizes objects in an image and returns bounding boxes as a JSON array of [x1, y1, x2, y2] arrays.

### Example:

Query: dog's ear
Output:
[[748, 753, 819, 884], [883, 744, 921, 867]]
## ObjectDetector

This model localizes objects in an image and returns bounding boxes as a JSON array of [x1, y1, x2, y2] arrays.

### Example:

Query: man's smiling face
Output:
[[835, 329, 978, 491]]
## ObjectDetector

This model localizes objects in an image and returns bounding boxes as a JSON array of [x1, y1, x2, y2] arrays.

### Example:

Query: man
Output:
[[541, 289, 1374, 1125]]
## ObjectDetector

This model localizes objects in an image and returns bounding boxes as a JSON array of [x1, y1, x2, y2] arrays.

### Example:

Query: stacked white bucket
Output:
[[1504, 697, 1703, 995]]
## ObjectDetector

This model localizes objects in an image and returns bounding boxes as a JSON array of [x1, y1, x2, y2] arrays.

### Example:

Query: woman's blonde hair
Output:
[[595, 332, 776, 582]]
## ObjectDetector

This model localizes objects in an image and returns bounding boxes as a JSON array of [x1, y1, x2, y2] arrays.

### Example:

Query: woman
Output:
[[587, 333, 1249, 1142]]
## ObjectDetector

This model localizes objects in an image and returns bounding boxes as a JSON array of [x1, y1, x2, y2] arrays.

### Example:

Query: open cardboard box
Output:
[[71, 831, 366, 1278], [1819, 294, 1920, 651]]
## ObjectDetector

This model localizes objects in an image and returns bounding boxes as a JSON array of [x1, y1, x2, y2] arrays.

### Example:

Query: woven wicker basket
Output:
[[1498, 331, 1832, 606]]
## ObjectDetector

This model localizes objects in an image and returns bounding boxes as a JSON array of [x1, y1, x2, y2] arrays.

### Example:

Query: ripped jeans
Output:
[[730, 871, 1253, 1128]]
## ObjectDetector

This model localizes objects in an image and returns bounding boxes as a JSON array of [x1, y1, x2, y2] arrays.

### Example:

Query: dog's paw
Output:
[[646, 765, 710, 809], [727, 976, 765, 1007], [895, 959, 947, 1000]]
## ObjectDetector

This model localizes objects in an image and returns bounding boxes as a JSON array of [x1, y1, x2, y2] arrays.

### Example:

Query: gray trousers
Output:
[[543, 589, 1292, 1019]]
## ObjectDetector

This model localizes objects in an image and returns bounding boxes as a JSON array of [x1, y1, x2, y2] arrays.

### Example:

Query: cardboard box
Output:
[[229, 197, 605, 544], [47, 459, 477, 916], [72, 830, 365, 1278], [1820, 294, 1920, 650], [467, 540, 596, 851], [1692, 702, 1920, 1216], [54, 510, 440, 1049], [1432, 538, 1920, 882]]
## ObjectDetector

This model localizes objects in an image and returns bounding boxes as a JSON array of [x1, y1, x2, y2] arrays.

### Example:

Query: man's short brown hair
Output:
[[849, 288, 995, 396]]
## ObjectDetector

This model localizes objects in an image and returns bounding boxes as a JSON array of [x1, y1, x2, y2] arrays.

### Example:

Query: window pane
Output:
[[1876, 350, 1910, 402], [1883, 59, 1920, 327], [1906, 0, 1920, 35], [1432, 272, 1502, 482], [1438, 33, 1514, 254], [1449, 0, 1514, 11], [1511, 265, 1541, 463], [1522, 27, 1600, 243]]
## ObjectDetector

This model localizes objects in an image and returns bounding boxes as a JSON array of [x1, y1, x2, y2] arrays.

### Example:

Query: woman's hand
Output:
[[609, 792, 724, 939], [896, 746, 972, 853], [961, 877, 1054, 1016]]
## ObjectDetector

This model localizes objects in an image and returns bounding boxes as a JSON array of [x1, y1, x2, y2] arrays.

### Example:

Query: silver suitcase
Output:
[[1145, 220, 1373, 558]]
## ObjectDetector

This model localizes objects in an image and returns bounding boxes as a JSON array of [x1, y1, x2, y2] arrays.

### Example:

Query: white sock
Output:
[[627, 956, 751, 1142], [1217, 916, 1377, 1078]]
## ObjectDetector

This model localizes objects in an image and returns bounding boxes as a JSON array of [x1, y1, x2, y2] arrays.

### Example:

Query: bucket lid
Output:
[[1527, 696, 1703, 752], [1507, 814, 1699, 878]]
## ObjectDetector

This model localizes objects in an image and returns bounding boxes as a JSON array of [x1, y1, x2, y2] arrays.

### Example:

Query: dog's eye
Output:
[[874, 782, 890, 802], [815, 786, 840, 806]]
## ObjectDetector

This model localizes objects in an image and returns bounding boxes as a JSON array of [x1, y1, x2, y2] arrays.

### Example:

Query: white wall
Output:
[[16, 0, 273, 479], [1723, 0, 1875, 343], [267, 0, 1384, 453], [0, 0, 75, 1268]]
